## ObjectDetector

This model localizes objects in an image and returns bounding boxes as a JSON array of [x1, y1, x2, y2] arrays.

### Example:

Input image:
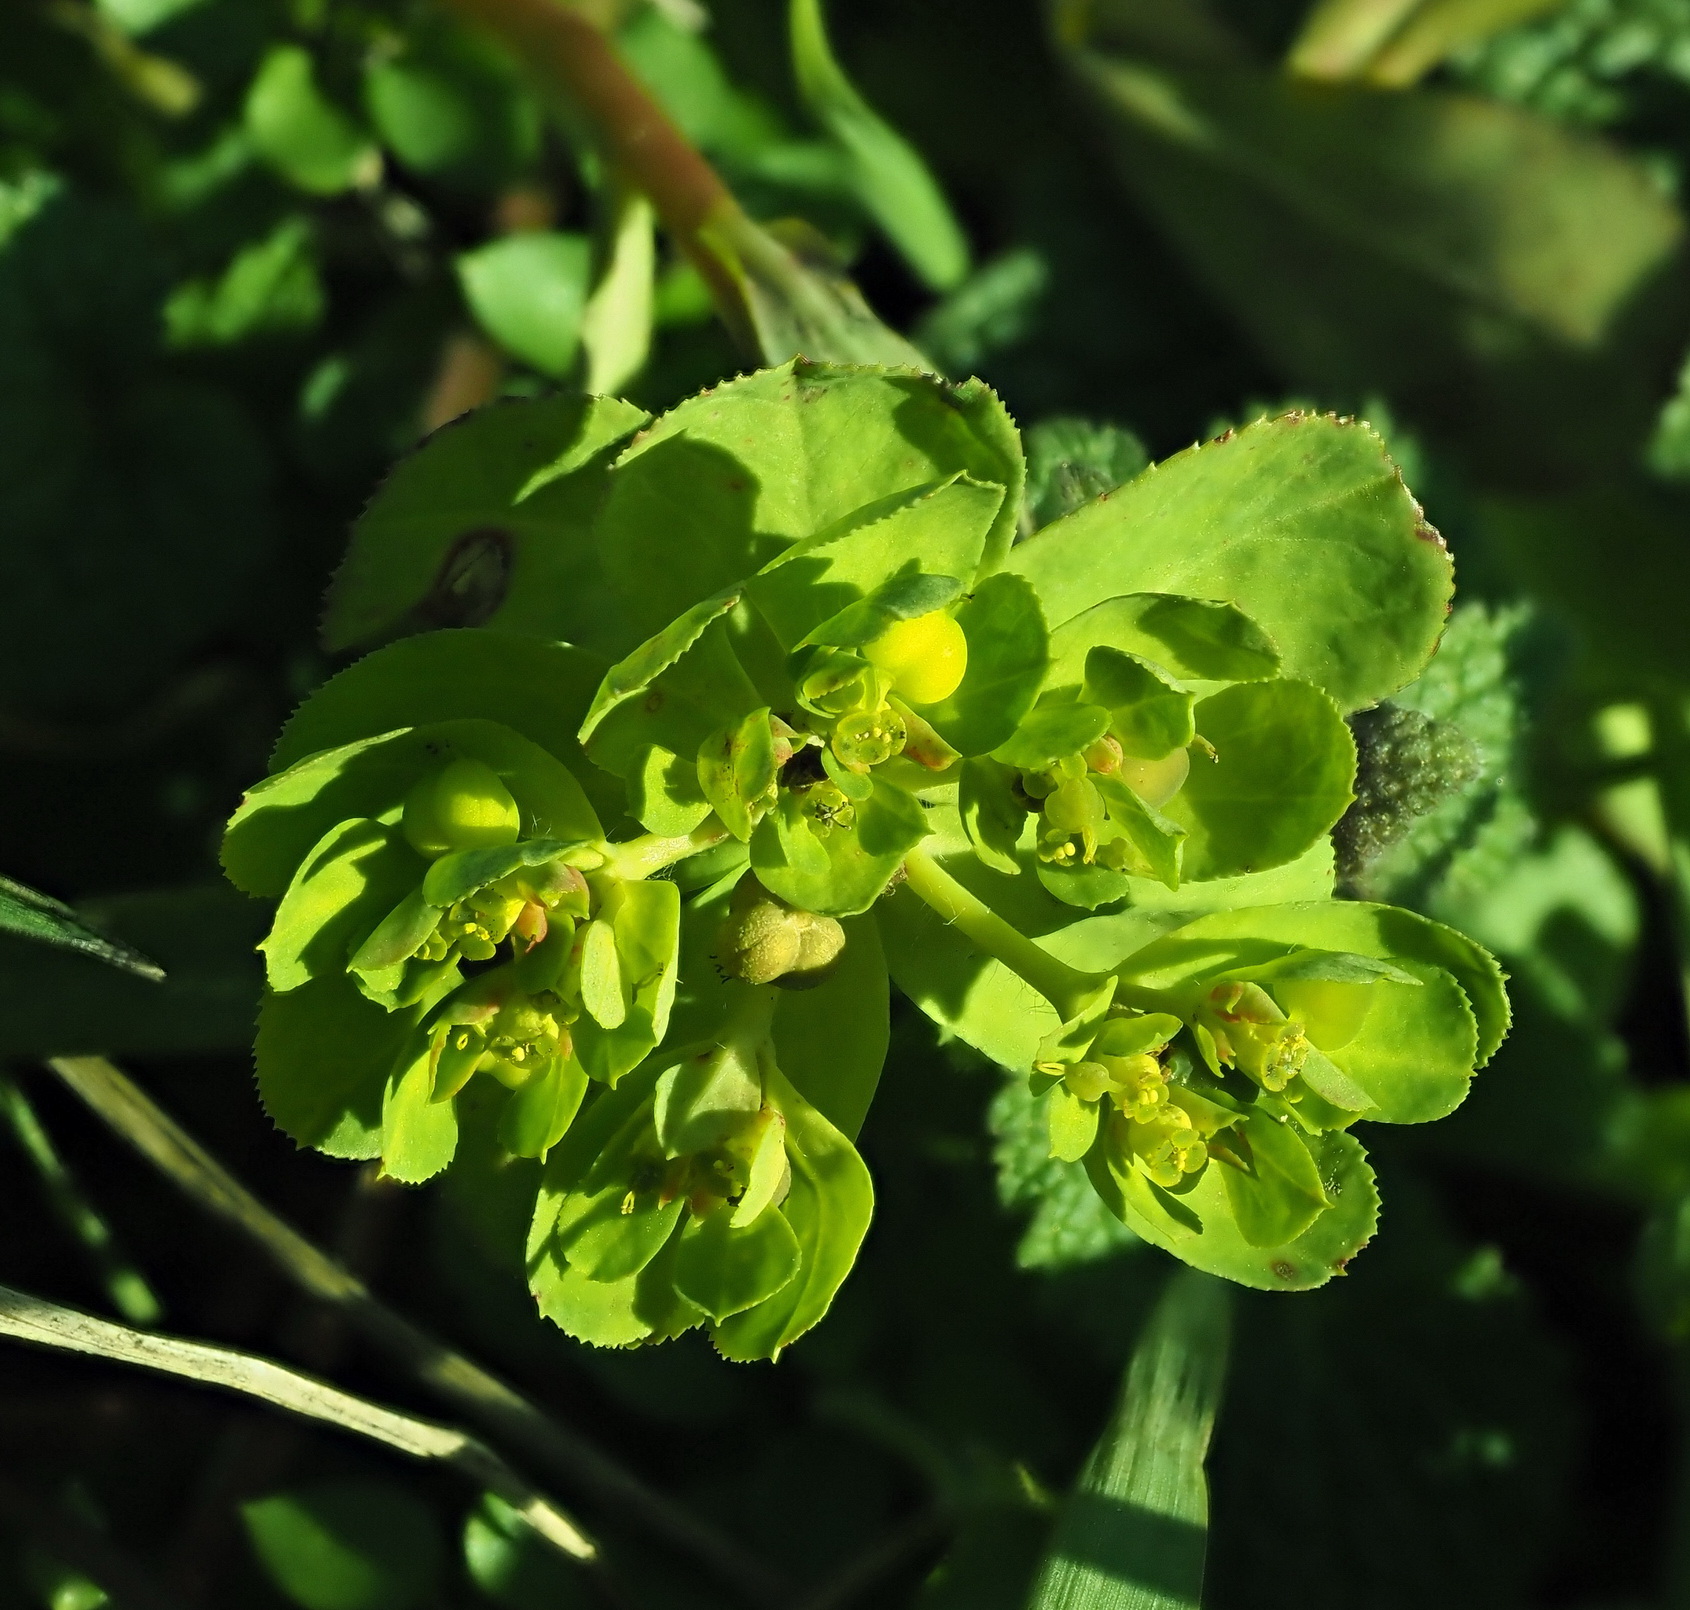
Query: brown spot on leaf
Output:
[[419, 527, 512, 628], [1271, 1260, 1297, 1281]]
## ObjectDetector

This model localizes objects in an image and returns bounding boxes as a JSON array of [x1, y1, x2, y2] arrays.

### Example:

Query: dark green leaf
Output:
[[789, 0, 971, 291], [322, 396, 648, 657], [0, 886, 263, 1057], [246, 47, 378, 196], [0, 874, 162, 980]]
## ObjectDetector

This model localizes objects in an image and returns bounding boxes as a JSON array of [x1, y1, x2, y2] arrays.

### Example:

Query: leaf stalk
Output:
[[900, 849, 1103, 1022]]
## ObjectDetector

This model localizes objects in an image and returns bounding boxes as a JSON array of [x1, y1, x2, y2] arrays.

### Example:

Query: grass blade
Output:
[[1029, 1268, 1231, 1610], [0, 874, 163, 980]]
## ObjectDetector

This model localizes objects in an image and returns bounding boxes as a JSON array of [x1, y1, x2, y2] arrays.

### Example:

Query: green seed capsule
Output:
[[402, 757, 522, 858]]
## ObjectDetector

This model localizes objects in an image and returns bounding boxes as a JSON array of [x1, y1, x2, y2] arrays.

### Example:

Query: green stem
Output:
[[901, 850, 1103, 1021], [0, 1070, 162, 1326], [43, 1055, 793, 1609], [601, 819, 731, 882]]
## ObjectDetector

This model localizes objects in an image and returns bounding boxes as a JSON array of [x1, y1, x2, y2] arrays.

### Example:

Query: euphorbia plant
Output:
[[223, 359, 1506, 1357]]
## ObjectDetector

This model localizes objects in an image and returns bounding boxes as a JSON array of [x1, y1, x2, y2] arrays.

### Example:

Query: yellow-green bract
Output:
[[223, 359, 1502, 1355]]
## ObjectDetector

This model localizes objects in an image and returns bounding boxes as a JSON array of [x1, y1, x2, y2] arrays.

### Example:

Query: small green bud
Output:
[[1121, 1105, 1207, 1188], [402, 757, 521, 858], [717, 880, 846, 987], [832, 704, 908, 771], [799, 781, 856, 835], [1083, 734, 1123, 774], [1200, 981, 1309, 1092], [1064, 1061, 1113, 1103], [1099, 1052, 1168, 1121]]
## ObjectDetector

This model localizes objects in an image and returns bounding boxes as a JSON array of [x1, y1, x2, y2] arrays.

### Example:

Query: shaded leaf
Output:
[[322, 395, 648, 656], [0, 874, 162, 980]]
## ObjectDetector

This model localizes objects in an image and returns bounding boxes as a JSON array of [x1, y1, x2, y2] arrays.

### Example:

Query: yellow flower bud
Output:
[[863, 611, 968, 706]]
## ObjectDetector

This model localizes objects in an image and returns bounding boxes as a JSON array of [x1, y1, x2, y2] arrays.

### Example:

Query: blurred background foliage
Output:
[[5, 0, 1690, 1604]]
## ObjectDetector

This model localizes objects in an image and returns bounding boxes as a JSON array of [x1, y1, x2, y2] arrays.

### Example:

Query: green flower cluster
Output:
[[226, 360, 1504, 1352]]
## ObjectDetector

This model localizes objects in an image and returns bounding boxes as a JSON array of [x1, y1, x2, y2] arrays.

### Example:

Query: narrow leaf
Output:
[[0, 875, 163, 981], [1028, 1268, 1230, 1610]]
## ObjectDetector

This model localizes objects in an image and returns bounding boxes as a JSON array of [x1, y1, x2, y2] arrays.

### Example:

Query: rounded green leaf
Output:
[[498, 1054, 588, 1160], [654, 1041, 761, 1157], [225, 720, 600, 898], [322, 397, 649, 657], [594, 359, 1024, 640], [994, 698, 1112, 772], [246, 47, 378, 197], [1216, 1110, 1332, 1248], [697, 706, 778, 841], [529, 1221, 701, 1348], [1007, 414, 1452, 711], [242, 1479, 444, 1610], [457, 233, 592, 379], [628, 743, 712, 835], [1086, 1126, 1378, 1291], [572, 880, 681, 1085], [363, 30, 535, 190], [381, 1039, 459, 1184], [751, 777, 929, 917], [674, 1205, 802, 1322], [773, 912, 890, 1139], [1165, 680, 1355, 880], [256, 978, 416, 1160], [1048, 1084, 1100, 1162], [1083, 648, 1195, 760]]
